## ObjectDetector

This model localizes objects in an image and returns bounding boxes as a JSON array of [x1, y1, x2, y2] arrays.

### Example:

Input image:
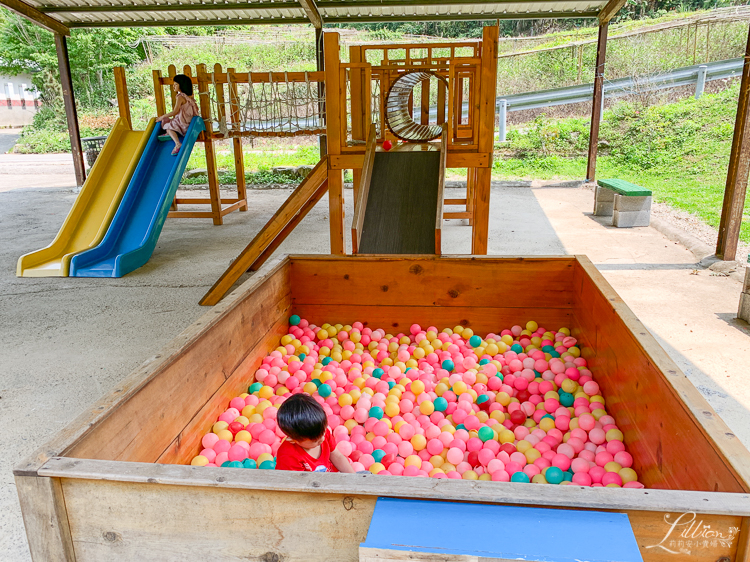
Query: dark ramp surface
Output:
[[358, 150, 440, 254]]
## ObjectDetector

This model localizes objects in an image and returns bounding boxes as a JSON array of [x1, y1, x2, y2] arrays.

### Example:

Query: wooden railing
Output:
[[351, 124, 378, 254]]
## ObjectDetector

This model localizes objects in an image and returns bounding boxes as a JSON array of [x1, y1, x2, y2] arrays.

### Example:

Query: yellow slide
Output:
[[17, 118, 155, 277]]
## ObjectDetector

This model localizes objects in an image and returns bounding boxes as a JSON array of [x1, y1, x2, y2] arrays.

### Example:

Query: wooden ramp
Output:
[[199, 157, 328, 306], [359, 498, 644, 562], [352, 125, 446, 255]]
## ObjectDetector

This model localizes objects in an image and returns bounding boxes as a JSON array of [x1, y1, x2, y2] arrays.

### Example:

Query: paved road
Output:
[[0, 128, 21, 154], [0, 153, 78, 192]]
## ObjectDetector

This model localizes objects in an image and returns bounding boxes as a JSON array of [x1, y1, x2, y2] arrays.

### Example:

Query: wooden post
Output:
[[350, 46, 364, 205], [113, 67, 131, 130], [324, 31, 345, 255], [316, 27, 327, 158], [54, 33, 85, 187], [585, 22, 609, 182], [472, 25, 499, 255], [716, 23, 750, 261], [196, 63, 223, 225], [228, 67, 248, 211]]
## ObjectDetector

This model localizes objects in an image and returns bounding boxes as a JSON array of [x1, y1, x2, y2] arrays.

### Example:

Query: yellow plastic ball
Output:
[[235, 430, 252, 444], [453, 381, 467, 395], [516, 440, 532, 453], [499, 429, 516, 444], [485, 343, 499, 356], [419, 401, 435, 415], [478, 473, 492, 481], [539, 417, 556, 432], [462, 470, 479, 480], [258, 386, 274, 399], [429, 468, 446, 477], [562, 379, 578, 394], [430, 455, 445, 468], [532, 474, 548, 484], [496, 392, 511, 406], [619, 468, 638, 483], [526, 321, 538, 332], [257, 452, 273, 465], [411, 434, 427, 451], [212, 421, 228, 433], [411, 380, 425, 395], [501, 334, 514, 346], [191, 455, 209, 466], [405, 455, 422, 468], [216, 429, 233, 442], [344, 419, 358, 432], [338, 393, 353, 407], [275, 386, 289, 396], [369, 462, 385, 474], [385, 402, 400, 418], [606, 429, 624, 442], [248, 413, 263, 424], [605, 462, 623, 473]]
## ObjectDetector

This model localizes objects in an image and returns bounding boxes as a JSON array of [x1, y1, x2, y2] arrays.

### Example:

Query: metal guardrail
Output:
[[495, 57, 744, 141]]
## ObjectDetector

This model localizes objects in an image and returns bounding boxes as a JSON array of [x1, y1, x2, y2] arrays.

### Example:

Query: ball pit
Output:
[[191, 316, 642, 489]]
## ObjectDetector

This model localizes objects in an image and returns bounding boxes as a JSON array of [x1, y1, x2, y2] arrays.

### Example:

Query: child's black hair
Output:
[[277, 394, 328, 441], [172, 74, 193, 97]]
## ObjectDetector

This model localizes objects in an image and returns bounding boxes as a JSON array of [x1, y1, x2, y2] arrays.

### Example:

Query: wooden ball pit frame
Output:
[[15, 255, 750, 562]]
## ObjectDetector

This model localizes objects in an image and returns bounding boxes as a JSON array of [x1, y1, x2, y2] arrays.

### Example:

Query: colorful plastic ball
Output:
[[383, 140, 393, 151], [318, 383, 332, 398], [289, 315, 301, 326], [248, 382, 263, 394], [442, 359, 455, 372], [372, 449, 386, 462], [259, 460, 276, 470], [242, 458, 257, 469], [510, 471, 530, 483], [372, 368, 384, 379], [469, 335, 482, 348], [545, 466, 564, 484], [369, 406, 384, 420], [434, 397, 448, 412], [222, 460, 243, 468], [478, 426, 495, 442], [322, 357, 332, 366], [191, 455, 209, 466]]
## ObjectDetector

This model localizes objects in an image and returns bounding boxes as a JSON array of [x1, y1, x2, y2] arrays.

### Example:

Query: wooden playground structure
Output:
[[153, 28, 500, 304]]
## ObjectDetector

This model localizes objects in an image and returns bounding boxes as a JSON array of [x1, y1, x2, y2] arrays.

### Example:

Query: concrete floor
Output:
[[1, 158, 749, 561]]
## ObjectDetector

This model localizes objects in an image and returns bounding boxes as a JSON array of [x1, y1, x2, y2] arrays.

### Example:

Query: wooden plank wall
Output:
[[571, 256, 750, 493], [289, 256, 577, 334], [65, 261, 292, 464]]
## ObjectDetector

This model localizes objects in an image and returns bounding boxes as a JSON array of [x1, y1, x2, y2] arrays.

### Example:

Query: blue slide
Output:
[[70, 117, 204, 278]]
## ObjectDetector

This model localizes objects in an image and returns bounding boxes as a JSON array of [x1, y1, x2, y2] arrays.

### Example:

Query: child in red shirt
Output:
[[275, 394, 354, 473]]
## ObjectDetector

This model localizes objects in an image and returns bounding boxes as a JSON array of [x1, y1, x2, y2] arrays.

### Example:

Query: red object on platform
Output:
[[382, 140, 393, 151]]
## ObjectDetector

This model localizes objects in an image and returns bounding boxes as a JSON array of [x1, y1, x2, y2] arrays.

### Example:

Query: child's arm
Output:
[[157, 95, 184, 122], [330, 449, 355, 473]]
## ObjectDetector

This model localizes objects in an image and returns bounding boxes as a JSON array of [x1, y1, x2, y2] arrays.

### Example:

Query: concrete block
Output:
[[614, 194, 652, 212], [613, 209, 650, 227], [744, 267, 750, 293], [739, 292, 750, 322], [594, 186, 615, 216]]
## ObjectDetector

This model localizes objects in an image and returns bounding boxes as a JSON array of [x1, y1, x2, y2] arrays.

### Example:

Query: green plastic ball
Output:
[[455, 423, 466, 431], [478, 426, 495, 442], [511, 343, 523, 353], [312, 379, 322, 388], [476, 394, 489, 405], [545, 466, 564, 484], [441, 359, 455, 372], [434, 397, 448, 411], [372, 368, 384, 379], [478, 358, 490, 365], [318, 383, 332, 397], [369, 406, 384, 420], [248, 382, 263, 394], [223, 461, 243, 469], [387, 381, 395, 390], [511, 471, 530, 483], [322, 357, 332, 366], [469, 335, 482, 348], [298, 353, 306, 361], [242, 458, 257, 469], [372, 449, 386, 462], [259, 460, 275, 470], [559, 391, 574, 407], [289, 314, 301, 326]]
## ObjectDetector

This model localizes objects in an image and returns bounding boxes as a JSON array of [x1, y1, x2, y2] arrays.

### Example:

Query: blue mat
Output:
[[361, 498, 643, 562]]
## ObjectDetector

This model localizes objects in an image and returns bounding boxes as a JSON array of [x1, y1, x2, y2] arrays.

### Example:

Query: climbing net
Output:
[[204, 72, 326, 138]]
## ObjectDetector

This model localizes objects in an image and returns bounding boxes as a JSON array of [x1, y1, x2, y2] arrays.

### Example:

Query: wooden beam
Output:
[[324, 31, 345, 256], [585, 22, 608, 182], [298, 0, 322, 28], [598, 0, 626, 23], [113, 67, 131, 130], [0, 0, 69, 35], [54, 33, 85, 187], [717, 23, 750, 261], [43, 1, 301, 12]]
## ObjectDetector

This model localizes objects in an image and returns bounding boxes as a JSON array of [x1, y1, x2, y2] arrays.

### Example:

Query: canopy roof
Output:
[[2, 0, 624, 36]]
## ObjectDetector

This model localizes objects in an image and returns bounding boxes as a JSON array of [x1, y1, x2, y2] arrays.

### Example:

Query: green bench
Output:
[[594, 178, 652, 227]]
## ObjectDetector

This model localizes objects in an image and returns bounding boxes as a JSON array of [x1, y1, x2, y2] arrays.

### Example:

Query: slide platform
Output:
[[358, 148, 441, 254], [16, 118, 154, 277], [70, 116, 204, 278]]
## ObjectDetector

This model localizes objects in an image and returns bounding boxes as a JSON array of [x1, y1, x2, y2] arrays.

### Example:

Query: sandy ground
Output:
[[1, 155, 749, 561]]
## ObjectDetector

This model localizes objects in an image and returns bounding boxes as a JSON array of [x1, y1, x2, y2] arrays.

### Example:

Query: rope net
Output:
[[203, 72, 326, 138]]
